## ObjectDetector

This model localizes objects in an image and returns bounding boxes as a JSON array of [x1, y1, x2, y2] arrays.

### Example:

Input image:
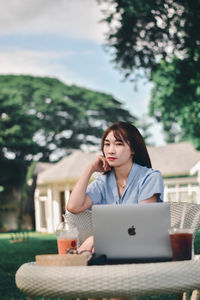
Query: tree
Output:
[[0, 74, 136, 229], [135, 114, 154, 146], [149, 56, 200, 147], [98, 0, 200, 79], [0, 74, 135, 193], [98, 0, 200, 145]]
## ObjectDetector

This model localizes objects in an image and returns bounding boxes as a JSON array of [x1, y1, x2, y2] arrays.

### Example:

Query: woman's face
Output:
[[103, 130, 133, 168]]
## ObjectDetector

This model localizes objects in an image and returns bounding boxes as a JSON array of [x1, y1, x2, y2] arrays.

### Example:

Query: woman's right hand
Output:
[[90, 155, 111, 173], [67, 155, 111, 214]]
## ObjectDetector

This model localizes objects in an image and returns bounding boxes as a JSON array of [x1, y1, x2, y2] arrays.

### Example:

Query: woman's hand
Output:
[[90, 155, 111, 173], [77, 236, 94, 253], [67, 155, 111, 214]]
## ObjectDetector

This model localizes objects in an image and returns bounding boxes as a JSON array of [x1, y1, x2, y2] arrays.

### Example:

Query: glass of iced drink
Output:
[[168, 228, 193, 261], [56, 217, 78, 255]]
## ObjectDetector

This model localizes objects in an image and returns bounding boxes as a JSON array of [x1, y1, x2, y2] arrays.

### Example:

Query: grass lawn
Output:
[[0, 231, 58, 300], [0, 230, 200, 300]]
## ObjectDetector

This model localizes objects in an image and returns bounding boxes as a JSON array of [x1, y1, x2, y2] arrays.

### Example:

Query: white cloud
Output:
[[0, 48, 99, 88], [0, 0, 107, 43], [0, 49, 64, 76]]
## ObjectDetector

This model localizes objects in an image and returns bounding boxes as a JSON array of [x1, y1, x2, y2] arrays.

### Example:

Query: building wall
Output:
[[164, 176, 200, 204], [35, 175, 200, 233], [35, 184, 70, 233]]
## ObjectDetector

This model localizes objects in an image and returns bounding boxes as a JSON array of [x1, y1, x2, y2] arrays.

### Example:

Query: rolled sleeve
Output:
[[138, 171, 164, 202], [86, 176, 104, 205]]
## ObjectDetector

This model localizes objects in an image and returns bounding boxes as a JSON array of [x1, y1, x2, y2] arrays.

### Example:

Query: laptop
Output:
[[92, 202, 172, 263]]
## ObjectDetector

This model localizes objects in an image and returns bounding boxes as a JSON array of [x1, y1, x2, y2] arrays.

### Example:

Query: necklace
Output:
[[117, 181, 126, 189]]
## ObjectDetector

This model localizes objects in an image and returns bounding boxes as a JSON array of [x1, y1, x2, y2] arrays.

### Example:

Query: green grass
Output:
[[0, 230, 200, 300], [0, 231, 58, 299]]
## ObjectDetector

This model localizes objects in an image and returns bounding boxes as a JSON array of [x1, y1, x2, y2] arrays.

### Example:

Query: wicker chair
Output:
[[15, 202, 200, 300], [66, 201, 200, 250]]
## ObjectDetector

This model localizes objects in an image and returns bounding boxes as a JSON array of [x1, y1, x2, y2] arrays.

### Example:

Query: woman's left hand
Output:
[[77, 235, 94, 253]]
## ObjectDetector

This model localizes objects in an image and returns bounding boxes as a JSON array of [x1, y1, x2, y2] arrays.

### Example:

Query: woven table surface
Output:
[[16, 255, 200, 299]]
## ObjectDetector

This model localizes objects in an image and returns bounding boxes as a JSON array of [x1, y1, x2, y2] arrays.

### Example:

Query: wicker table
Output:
[[15, 256, 200, 300]]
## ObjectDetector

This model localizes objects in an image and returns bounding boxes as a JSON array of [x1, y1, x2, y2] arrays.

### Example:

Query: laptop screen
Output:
[[92, 203, 172, 262]]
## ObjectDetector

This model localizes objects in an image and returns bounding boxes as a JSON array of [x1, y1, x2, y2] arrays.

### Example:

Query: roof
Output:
[[148, 142, 200, 177], [37, 142, 200, 184], [34, 162, 52, 175], [37, 150, 98, 184]]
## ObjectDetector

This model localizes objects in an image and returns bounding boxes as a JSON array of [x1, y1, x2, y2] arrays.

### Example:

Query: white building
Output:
[[35, 151, 97, 233], [35, 143, 200, 233]]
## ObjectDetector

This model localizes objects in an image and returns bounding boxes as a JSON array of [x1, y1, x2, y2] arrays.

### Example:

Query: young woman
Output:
[[67, 122, 164, 252]]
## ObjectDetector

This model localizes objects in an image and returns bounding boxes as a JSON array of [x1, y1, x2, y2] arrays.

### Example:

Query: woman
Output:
[[67, 122, 164, 252]]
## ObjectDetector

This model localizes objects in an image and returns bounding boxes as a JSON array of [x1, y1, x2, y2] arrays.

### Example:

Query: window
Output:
[[168, 184, 175, 188], [179, 184, 188, 188]]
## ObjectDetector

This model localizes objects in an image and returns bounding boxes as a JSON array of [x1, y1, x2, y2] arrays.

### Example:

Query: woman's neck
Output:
[[114, 160, 133, 182]]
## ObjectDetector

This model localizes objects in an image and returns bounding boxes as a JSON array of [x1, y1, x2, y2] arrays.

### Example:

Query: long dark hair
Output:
[[101, 122, 152, 168]]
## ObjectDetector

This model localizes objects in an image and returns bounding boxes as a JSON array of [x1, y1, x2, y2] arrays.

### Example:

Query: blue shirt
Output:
[[86, 163, 164, 205]]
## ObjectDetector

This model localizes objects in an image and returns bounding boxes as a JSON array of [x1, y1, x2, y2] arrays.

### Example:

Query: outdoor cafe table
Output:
[[15, 255, 200, 300]]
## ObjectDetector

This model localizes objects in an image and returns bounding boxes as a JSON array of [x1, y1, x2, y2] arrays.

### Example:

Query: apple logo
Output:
[[128, 225, 136, 236]]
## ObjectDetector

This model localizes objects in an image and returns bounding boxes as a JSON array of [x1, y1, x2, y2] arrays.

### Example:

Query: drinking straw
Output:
[[180, 203, 186, 229]]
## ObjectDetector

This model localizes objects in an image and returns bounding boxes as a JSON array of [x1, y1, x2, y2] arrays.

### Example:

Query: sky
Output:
[[0, 0, 165, 145]]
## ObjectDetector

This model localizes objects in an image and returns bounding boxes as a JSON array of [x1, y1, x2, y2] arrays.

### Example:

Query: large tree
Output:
[[135, 114, 154, 146], [149, 55, 200, 146], [0, 74, 135, 192], [98, 0, 200, 144], [98, 0, 200, 79]]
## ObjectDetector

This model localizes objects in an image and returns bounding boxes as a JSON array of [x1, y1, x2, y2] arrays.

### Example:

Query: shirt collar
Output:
[[109, 162, 139, 201], [125, 162, 138, 188]]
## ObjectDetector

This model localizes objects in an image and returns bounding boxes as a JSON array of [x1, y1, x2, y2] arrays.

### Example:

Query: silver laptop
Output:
[[92, 203, 172, 262]]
